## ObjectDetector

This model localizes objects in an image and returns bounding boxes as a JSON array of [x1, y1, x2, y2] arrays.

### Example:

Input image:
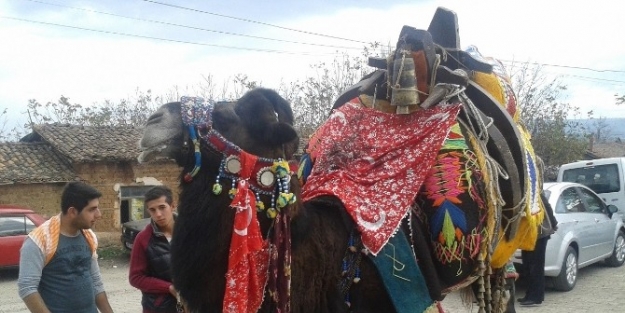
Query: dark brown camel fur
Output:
[[139, 88, 397, 313]]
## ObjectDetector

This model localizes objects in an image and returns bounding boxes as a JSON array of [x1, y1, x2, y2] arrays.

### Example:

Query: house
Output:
[[585, 141, 625, 159], [0, 123, 181, 232]]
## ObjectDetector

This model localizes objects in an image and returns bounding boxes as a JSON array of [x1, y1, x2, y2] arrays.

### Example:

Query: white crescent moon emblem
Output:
[[233, 205, 253, 236], [355, 209, 386, 231], [233, 180, 253, 236]]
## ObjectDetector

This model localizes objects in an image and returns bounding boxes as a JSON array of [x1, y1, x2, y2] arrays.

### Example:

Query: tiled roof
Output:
[[0, 142, 75, 184], [29, 124, 144, 163], [590, 142, 625, 158]]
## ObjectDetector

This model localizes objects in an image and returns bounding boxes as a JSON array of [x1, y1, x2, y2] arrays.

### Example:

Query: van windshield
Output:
[[561, 163, 621, 194]]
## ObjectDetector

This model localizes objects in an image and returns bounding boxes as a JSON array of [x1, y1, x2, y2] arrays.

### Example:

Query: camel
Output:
[[297, 7, 546, 313], [139, 88, 396, 312], [137, 7, 544, 313]]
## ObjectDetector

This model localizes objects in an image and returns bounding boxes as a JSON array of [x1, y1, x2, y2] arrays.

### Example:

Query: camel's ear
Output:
[[235, 88, 298, 147]]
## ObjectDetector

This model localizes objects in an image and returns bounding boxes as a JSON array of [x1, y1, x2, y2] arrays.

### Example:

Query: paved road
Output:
[[1, 255, 624, 313]]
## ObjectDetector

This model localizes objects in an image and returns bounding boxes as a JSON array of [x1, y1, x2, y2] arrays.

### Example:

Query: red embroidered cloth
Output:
[[302, 99, 461, 255], [223, 151, 270, 313]]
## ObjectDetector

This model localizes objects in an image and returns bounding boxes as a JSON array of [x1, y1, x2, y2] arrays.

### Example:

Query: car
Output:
[[120, 218, 151, 250], [0, 205, 46, 269], [513, 182, 625, 291]]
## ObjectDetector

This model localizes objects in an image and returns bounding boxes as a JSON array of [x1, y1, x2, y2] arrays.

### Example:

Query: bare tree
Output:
[[22, 89, 164, 130], [507, 61, 590, 166], [287, 51, 377, 135], [589, 116, 614, 143], [0, 108, 26, 142], [0, 108, 8, 140]]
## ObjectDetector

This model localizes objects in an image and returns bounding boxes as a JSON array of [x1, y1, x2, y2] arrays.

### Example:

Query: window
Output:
[[578, 188, 606, 213], [121, 186, 156, 198], [120, 185, 156, 223], [555, 187, 584, 213], [562, 164, 621, 194], [0, 215, 35, 237]]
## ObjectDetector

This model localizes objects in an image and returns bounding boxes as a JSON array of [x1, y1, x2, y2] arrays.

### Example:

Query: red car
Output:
[[0, 205, 46, 268]]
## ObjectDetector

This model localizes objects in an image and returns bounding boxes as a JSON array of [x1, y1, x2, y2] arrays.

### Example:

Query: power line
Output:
[[10, 1, 625, 75], [140, 0, 370, 45], [20, 0, 364, 51], [0, 16, 344, 56], [561, 74, 625, 86], [500, 59, 625, 74]]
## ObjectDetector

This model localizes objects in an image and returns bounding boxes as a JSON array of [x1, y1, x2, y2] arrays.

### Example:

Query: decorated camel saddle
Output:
[[299, 7, 545, 312]]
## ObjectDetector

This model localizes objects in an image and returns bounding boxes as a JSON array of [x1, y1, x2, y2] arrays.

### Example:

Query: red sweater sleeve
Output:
[[128, 226, 172, 294]]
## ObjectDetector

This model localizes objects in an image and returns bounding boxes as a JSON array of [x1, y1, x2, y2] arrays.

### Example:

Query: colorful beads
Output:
[[266, 207, 278, 219], [212, 183, 223, 195], [272, 160, 291, 179], [228, 188, 237, 199], [276, 192, 296, 209], [256, 200, 265, 212], [183, 173, 193, 183], [179, 95, 299, 221]]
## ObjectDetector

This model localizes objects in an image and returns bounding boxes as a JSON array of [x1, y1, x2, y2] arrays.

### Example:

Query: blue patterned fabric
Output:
[[368, 231, 433, 313]]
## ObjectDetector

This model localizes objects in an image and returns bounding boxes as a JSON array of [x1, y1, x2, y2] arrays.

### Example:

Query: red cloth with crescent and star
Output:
[[223, 151, 270, 313], [301, 98, 461, 255]]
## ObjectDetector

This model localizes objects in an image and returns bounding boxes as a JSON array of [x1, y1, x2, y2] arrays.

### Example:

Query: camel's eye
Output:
[[146, 111, 164, 125]]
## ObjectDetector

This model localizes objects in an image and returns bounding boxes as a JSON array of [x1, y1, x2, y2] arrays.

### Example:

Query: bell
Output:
[[390, 49, 419, 114]]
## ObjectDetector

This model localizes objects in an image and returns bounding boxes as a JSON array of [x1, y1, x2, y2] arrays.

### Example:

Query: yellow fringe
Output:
[[472, 72, 506, 107], [491, 126, 545, 266], [471, 69, 546, 267], [472, 66, 521, 123]]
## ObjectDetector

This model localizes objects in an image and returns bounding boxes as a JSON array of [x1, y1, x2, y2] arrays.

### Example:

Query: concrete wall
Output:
[[0, 160, 182, 232]]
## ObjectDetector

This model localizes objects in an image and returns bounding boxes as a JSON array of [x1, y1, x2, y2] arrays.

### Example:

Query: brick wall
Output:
[[0, 159, 182, 232], [0, 182, 66, 218], [132, 160, 182, 194], [74, 160, 182, 231]]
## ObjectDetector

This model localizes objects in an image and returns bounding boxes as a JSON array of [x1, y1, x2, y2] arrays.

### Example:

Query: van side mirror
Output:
[[608, 205, 619, 214]]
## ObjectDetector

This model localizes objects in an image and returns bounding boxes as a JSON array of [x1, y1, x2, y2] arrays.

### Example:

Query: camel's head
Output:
[[138, 101, 185, 163], [138, 87, 300, 176]]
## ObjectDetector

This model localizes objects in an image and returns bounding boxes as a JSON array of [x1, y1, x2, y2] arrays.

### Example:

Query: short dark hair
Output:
[[61, 181, 102, 214], [144, 185, 173, 206]]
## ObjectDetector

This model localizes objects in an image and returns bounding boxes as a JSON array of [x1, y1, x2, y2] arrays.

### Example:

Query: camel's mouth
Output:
[[137, 142, 169, 163]]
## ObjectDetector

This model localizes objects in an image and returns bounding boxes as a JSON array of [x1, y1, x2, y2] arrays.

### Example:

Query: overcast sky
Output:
[[2, 0, 625, 131]]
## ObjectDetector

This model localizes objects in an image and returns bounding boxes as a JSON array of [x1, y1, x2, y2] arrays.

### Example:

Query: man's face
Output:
[[145, 196, 174, 229], [72, 198, 102, 229]]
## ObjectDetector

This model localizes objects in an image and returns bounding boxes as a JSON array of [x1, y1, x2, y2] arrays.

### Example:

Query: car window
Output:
[[578, 188, 606, 213], [555, 187, 584, 213], [0, 215, 35, 237], [561, 163, 621, 194]]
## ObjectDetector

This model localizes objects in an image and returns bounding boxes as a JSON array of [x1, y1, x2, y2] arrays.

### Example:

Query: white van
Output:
[[557, 157, 625, 221]]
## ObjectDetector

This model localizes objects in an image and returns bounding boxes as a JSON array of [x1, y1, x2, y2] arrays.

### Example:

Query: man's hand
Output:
[[22, 292, 51, 313], [95, 292, 114, 313]]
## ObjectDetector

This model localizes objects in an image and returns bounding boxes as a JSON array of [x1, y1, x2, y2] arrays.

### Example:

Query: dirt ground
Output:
[[2, 235, 624, 312]]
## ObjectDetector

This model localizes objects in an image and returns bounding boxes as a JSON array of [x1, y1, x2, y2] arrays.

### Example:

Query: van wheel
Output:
[[553, 246, 577, 291], [606, 231, 625, 267]]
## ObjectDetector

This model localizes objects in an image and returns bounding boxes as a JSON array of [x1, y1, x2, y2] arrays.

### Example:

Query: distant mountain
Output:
[[568, 118, 625, 140]]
